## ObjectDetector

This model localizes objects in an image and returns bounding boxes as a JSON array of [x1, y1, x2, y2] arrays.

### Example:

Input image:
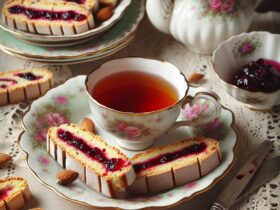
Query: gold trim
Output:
[[0, 35, 135, 65], [0, 0, 131, 41], [17, 75, 239, 210], [85, 57, 190, 116], [0, 0, 145, 59]]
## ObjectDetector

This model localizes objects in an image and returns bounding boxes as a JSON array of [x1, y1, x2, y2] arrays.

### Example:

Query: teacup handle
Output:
[[168, 90, 221, 133]]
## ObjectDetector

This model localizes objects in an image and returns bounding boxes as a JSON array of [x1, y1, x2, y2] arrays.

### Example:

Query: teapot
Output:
[[146, 0, 263, 54]]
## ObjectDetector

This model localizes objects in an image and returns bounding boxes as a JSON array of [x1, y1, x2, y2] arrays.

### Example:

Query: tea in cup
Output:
[[85, 57, 221, 150]]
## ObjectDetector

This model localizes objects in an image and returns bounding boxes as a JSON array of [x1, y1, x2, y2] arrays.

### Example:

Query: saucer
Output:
[[0, 0, 144, 56], [19, 76, 238, 209], [0, 0, 131, 44]]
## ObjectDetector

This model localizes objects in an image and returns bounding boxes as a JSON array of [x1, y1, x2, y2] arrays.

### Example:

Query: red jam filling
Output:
[[57, 129, 126, 172], [0, 186, 13, 201], [133, 142, 207, 173], [0, 78, 17, 89], [231, 58, 280, 92], [65, 0, 85, 4], [15, 72, 42, 81], [8, 5, 87, 21]]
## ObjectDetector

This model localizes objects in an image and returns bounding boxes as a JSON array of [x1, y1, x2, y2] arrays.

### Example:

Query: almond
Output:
[[80, 117, 95, 134], [187, 73, 205, 83], [99, 0, 118, 7], [56, 170, 79, 185], [0, 153, 12, 166], [96, 6, 113, 21]]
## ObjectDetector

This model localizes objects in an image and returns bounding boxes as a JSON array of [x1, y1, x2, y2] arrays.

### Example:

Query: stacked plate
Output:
[[0, 0, 145, 64]]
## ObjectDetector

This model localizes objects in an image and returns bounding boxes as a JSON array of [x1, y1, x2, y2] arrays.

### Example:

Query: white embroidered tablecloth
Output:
[[0, 13, 279, 210]]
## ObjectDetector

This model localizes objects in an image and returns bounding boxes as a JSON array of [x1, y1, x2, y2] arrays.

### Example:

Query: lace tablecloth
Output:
[[0, 13, 279, 210]]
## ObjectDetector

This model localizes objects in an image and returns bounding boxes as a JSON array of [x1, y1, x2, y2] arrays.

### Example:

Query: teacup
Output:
[[85, 57, 221, 150]]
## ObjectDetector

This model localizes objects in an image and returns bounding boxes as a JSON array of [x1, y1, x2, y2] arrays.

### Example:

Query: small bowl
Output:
[[212, 31, 280, 110]]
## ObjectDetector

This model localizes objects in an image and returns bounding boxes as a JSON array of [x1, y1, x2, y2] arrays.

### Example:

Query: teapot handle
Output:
[[146, 0, 174, 34]]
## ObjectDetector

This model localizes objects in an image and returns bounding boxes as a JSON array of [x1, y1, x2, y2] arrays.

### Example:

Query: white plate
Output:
[[0, 0, 131, 43], [1, 33, 135, 65], [0, 0, 144, 57], [19, 75, 238, 209]]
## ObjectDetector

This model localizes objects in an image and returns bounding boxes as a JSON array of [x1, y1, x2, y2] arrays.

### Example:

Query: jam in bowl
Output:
[[213, 32, 280, 110], [231, 59, 280, 92]]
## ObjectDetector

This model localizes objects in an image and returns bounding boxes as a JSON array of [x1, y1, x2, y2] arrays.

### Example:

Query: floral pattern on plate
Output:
[[30, 95, 73, 149], [19, 76, 237, 209]]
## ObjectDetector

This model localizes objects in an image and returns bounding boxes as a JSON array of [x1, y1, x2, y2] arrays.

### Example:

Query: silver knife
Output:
[[230, 156, 280, 209], [210, 140, 273, 210]]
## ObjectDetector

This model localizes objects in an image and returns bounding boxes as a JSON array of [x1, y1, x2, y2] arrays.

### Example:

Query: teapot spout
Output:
[[146, 0, 174, 34]]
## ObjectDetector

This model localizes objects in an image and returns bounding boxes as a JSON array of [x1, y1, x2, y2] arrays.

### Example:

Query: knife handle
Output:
[[210, 203, 227, 210]]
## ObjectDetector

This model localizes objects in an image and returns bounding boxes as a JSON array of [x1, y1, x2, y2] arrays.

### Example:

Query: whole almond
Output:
[[56, 170, 79, 185], [80, 117, 95, 134], [0, 153, 12, 166], [96, 6, 113, 21], [99, 0, 117, 7], [187, 73, 205, 83]]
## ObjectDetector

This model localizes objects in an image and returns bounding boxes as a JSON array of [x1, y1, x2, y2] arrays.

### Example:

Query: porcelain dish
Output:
[[19, 75, 238, 209], [0, 33, 136, 65], [86, 57, 222, 150], [0, 0, 144, 64], [0, 0, 131, 44], [212, 31, 280, 110], [146, 0, 262, 54]]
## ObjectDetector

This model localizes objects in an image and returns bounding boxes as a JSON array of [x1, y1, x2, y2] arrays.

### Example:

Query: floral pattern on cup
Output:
[[232, 37, 262, 57], [30, 95, 71, 149], [182, 101, 209, 121], [109, 121, 150, 140]]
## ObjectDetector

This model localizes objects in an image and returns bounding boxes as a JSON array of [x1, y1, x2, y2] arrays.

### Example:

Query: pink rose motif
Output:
[[79, 86, 86, 92], [54, 95, 68, 105], [184, 181, 196, 189], [34, 128, 48, 143], [116, 122, 128, 132], [36, 115, 46, 125], [209, 0, 222, 12], [183, 102, 209, 120], [221, 0, 234, 12], [38, 155, 50, 166], [45, 112, 68, 127], [125, 126, 142, 139], [239, 43, 253, 55]]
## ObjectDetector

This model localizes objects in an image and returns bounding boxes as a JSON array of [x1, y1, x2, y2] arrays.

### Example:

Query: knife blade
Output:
[[230, 156, 280, 208], [210, 140, 273, 210]]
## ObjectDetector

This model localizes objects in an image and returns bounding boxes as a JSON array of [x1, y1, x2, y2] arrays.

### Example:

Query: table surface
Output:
[[0, 11, 280, 210]]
